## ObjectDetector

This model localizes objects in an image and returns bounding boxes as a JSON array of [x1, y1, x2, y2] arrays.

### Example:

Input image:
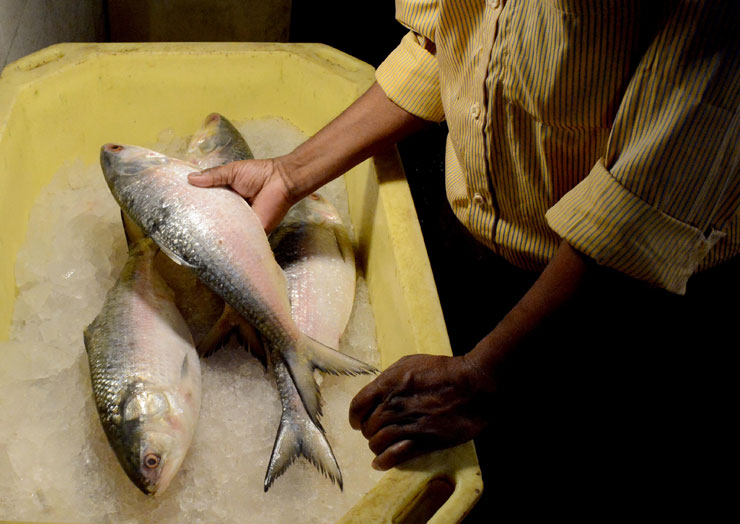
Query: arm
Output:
[[349, 240, 593, 470], [351, 2, 740, 470], [188, 82, 426, 231]]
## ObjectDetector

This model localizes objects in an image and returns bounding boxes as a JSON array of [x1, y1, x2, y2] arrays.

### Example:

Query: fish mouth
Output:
[[103, 143, 125, 153], [205, 113, 221, 125]]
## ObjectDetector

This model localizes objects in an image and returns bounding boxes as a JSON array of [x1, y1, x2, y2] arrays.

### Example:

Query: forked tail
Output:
[[265, 347, 343, 492]]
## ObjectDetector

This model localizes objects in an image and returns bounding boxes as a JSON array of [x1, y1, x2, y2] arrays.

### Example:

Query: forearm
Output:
[[279, 82, 428, 199], [465, 241, 595, 388]]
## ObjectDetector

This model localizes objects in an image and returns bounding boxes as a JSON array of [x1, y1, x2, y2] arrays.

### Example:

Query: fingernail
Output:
[[188, 173, 201, 179], [371, 460, 383, 471]]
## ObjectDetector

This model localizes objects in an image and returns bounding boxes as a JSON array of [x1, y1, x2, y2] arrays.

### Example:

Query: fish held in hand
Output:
[[84, 237, 201, 496], [100, 142, 377, 489]]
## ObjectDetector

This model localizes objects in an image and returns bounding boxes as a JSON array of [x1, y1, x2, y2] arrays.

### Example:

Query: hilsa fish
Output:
[[122, 113, 257, 353], [269, 192, 356, 350], [84, 236, 201, 496], [100, 138, 377, 491]]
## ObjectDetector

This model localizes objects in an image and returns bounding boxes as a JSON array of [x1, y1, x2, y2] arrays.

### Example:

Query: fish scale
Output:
[[84, 237, 201, 496]]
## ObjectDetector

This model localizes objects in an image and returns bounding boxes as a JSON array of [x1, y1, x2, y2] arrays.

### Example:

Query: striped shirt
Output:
[[376, 0, 740, 294]]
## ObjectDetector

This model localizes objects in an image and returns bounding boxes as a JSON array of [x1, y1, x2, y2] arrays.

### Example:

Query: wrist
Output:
[[272, 153, 313, 204]]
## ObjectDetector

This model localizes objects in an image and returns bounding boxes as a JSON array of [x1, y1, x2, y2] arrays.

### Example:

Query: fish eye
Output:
[[144, 453, 161, 469]]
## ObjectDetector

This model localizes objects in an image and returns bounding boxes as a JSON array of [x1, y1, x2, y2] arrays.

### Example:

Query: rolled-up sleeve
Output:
[[376, 1, 445, 122], [546, 2, 740, 294]]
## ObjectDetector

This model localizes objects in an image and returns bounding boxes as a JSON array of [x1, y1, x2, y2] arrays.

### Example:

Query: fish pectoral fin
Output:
[[265, 357, 342, 492], [303, 335, 378, 376], [156, 241, 198, 270]]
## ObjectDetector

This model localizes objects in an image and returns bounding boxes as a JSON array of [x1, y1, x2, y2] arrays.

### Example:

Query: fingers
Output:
[[349, 377, 387, 431], [187, 164, 235, 188], [251, 194, 292, 234], [371, 439, 427, 471], [349, 355, 420, 431]]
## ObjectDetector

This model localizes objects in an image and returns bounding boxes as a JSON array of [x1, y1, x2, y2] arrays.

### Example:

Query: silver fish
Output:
[[269, 193, 356, 350], [100, 142, 376, 491], [84, 237, 201, 496], [186, 112, 254, 166], [120, 113, 256, 354], [263, 193, 358, 490]]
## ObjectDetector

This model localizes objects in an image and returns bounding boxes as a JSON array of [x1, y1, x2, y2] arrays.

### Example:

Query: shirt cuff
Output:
[[376, 31, 445, 122], [545, 159, 726, 294]]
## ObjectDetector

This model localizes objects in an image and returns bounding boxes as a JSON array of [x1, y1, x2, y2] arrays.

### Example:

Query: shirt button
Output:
[[470, 103, 481, 119], [488, 0, 501, 8], [473, 193, 485, 206]]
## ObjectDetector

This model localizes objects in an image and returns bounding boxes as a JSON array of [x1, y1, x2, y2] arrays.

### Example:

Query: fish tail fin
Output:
[[303, 335, 378, 376], [264, 354, 342, 492], [283, 348, 324, 422], [282, 335, 377, 425]]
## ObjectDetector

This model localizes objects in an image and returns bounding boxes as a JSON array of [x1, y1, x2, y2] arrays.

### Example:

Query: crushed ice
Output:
[[0, 118, 383, 523]]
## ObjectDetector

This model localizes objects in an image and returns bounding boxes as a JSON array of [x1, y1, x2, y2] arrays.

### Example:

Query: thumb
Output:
[[187, 165, 234, 188]]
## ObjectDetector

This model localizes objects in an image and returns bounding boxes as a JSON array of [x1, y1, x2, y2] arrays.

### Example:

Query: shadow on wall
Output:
[[106, 0, 291, 43], [0, 0, 104, 71]]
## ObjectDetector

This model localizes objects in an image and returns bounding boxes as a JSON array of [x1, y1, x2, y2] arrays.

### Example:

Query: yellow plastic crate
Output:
[[0, 43, 482, 523]]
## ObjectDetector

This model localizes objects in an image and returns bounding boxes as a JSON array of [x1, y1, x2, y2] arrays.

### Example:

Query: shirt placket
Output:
[[469, 0, 505, 237]]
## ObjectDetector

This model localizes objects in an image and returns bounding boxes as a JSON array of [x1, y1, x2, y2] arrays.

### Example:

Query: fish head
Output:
[[289, 193, 343, 226], [117, 386, 197, 496], [100, 143, 172, 193], [186, 113, 252, 166]]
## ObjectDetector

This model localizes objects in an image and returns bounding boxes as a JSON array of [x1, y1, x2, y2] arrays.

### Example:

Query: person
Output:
[[189, 1, 739, 517]]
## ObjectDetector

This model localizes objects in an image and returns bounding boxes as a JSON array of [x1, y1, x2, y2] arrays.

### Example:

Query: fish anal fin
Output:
[[232, 314, 267, 366], [197, 305, 237, 358]]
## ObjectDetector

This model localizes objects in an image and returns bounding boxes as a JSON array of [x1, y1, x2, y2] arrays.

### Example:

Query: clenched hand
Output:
[[349, 354, 493, 471]]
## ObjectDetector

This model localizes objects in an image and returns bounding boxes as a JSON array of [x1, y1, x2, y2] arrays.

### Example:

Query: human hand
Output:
[[188, 157, 296, 232], [349, 354, 492, 471]]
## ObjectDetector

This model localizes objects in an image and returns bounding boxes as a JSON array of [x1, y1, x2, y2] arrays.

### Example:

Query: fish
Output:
[[100, 142, 377, 490], [269, 192, 356, 350], [182, 112, 261, 357], [83, 236, 201, 496], [120, 210, 229, 353], [262, 192, 358, 490], [119, 113, 257, 355], [186, 112, 254, 166]]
